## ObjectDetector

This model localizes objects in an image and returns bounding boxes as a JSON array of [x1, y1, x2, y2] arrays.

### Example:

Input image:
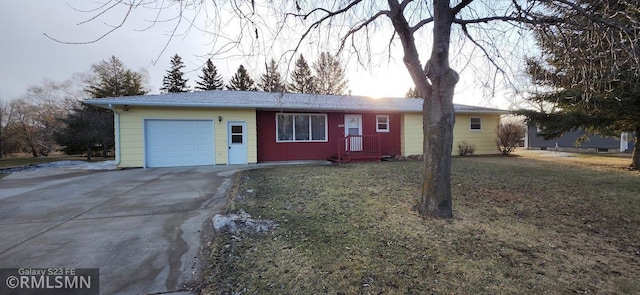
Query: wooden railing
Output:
[[337, 135, 381, 162]]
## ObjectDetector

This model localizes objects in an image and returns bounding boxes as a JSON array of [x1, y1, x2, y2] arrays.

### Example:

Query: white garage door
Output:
[[145, 120, 215, 167]]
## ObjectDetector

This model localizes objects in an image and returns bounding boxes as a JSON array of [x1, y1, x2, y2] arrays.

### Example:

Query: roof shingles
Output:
[[85, 90, 507, 114]]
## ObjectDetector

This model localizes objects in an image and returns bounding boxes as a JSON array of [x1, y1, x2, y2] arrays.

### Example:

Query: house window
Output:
[[376, 115, 390, 132], [276, 113, 327, 142], [470, 117, 482, 130]]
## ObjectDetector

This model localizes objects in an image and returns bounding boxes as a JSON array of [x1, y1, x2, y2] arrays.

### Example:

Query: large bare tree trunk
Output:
[[417, 0, 457, 218], [388, 0, 457, 218], [632, 126, 640, 170]]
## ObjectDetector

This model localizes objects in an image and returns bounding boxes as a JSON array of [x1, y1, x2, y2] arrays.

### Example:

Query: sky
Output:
[[0, 1, 518, 109]]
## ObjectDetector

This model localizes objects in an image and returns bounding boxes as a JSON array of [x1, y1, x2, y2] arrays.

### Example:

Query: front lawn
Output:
[[200, 155, 640, 294]]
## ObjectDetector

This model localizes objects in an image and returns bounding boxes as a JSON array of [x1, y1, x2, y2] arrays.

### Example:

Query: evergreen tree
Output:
[[313, 52, 348, 95], [195, 59, 224, 90], [227, 65, 257, 91], [55, 103, 113, 160], [161, 54, 189, 93], [86, 56, 147, 97], [516, 0, 640, 169], [287, 54, 315, 93], [405, 87, 420, 98], [258, 59, 286, 92], [58, 56, 147, 159]]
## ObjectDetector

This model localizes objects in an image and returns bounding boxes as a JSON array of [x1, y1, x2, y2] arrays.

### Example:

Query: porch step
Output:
[[328, 153, 381, 163], [328, 154, 350, 163]]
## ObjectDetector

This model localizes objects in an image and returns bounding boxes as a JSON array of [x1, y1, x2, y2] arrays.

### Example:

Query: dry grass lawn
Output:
[[200, 152, 640, 295]]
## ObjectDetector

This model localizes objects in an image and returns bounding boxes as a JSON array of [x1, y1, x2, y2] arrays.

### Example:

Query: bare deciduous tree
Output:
[[10, 80, 77, 157], [0, 100, 16, 158], [61, 0, 636, 218]]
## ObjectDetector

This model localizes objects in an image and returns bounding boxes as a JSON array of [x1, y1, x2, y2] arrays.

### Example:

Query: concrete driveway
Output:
[[0, 166, 238, 294]]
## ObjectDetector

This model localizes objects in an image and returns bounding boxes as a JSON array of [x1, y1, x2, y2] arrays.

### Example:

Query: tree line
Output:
[[0, 52, 350, 160], [160, 52, 349, 95], [0, 56, 146, 160]]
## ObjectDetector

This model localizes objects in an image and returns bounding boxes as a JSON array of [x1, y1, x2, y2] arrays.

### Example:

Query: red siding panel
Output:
[[257, 111, 402, 162], [359, 113, 402, 157]]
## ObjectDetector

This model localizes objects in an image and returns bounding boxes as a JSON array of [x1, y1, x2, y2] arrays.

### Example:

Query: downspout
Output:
[[524, 123, 529, 149], [108, 104, 121, 166]]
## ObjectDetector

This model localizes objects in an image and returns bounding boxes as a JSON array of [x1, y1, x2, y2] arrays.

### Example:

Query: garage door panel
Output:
[[145, 120, 215, 168]]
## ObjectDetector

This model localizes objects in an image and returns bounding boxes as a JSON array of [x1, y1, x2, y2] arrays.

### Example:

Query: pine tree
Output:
[[59, 56, 147, 159], [516, 0, 640, 169], [55, 103, 114, 160], [313, 52, 348, 95], [227, 65, 257, 91], [85, 56, 147, 97], [195, 59, 224, 91], [161, 54, 189, 93], [405, 87, 420, 98], [258, 59, 286, 92], [287, 54, 315, 93]]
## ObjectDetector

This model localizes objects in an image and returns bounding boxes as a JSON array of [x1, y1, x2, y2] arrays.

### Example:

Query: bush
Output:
[[496, 122, 526, 155], [457, 141, 476, 156]]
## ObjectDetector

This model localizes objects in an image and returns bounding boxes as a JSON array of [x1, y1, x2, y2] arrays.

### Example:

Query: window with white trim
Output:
[[376, 115, 390, 132], [470, 117, 482, 130], [276, 113, 327, 142]]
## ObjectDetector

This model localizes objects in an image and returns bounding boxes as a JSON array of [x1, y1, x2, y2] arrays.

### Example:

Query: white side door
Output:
[[344, 114, 363, 152], [228, 122, 248, 164]]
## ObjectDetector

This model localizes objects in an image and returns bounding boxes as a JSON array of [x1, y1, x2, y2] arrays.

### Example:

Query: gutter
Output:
[[108, 104, 121, 166]]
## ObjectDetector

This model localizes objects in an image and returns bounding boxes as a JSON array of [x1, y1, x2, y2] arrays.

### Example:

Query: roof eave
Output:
[[456, 110, 509, 114], [85, 99, 507, 114], [84, 100, 258, 109]]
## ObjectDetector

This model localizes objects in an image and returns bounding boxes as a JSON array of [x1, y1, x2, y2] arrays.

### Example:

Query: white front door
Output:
[[344, 114, 363, 152], [228, 122, 248, 164]]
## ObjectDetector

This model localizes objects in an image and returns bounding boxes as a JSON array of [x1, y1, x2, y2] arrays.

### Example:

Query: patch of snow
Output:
[[70, 160, 117, 170], [0, 160, 117, 174], [523, 150, 577, 157], [212, 209, 278, 235]]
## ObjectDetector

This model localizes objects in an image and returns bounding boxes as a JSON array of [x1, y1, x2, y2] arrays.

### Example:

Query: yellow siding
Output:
[[453, 114, 500, 155], [401, 113, 424, 156], [401, 113, 501, 156], [117, 107, 256, 167]]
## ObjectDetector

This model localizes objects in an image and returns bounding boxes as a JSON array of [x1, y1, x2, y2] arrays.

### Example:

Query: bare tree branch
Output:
[[43, 2, 134, 45], [338, 10, 390, 53], [386, 0, 432, 94], [451, 0, 474, 15], [286, 1, 362, 20], [409, 17, 434, 33], [283, 0, 366, 67], [459, 23, 509, 83]]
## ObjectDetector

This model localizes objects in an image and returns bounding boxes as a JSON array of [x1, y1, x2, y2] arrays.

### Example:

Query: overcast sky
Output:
[[1, 1, 514, 108]]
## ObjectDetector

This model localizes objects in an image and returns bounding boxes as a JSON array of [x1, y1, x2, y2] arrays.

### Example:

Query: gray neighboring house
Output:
[[525, 122, 635, 153]]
